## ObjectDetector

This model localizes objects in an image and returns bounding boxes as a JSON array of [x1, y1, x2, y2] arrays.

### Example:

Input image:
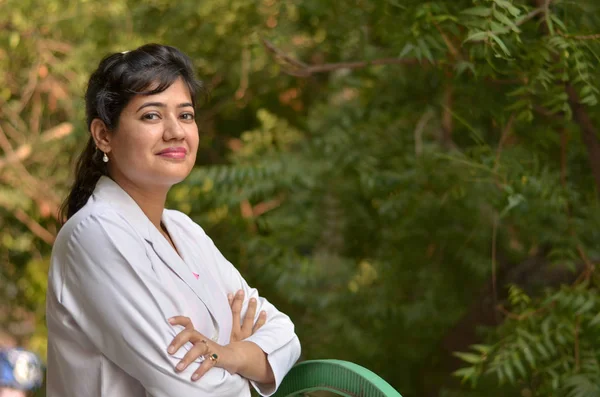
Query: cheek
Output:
[[113, 130, 158, 161], [188, 128, 200, 150]]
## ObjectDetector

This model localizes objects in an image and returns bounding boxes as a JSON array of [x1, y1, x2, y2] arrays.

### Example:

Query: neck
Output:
[[109, 175, 169, 231]]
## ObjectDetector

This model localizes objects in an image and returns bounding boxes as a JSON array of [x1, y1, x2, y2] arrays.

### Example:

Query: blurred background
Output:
[[1, 0, 600, 396]]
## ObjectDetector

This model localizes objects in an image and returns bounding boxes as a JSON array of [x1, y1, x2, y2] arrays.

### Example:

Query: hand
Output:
[[228, 289, 267, 342], [167, 292, 267, 382], [167, 316, 227, 381]]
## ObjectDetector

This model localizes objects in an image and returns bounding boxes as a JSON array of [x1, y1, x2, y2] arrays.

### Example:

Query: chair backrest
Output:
[[274, 359, 402, 397]]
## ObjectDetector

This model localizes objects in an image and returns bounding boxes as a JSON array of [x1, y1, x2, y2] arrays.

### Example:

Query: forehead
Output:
[[127, 78, 193, 108]]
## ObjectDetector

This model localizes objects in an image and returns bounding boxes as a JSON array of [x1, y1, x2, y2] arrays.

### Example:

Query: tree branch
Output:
[[235, 45, 251, 100], [496, 302, 552, 321], [261, 38, 428, 77], [493, 114, 515, 172], [441, 84, 455, 149], [1, 206, 56, 245], [574, 315, 581, 373], [468, 7, 546, 42], [566, 84, 600, 195], [558, 32, 600, 40], [414, 109, 434, 157], [560, 128, 568, 187], [0, 122, 73, 169]]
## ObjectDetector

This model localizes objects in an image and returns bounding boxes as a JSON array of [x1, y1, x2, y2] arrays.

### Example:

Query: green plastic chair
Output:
[[273, 359, 402, 397]]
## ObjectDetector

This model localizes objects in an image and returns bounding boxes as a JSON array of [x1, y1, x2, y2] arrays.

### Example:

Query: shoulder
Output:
[[54, 202, 142, 256], [164, 209, 208, 237]]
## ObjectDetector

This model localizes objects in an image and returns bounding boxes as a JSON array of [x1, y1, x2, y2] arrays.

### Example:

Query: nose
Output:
[[163, 115, 186, 141]]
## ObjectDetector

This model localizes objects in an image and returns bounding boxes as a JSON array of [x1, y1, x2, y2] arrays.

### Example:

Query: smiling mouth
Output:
[[158, 152, 186, 159], [157, 147, 187, 159]]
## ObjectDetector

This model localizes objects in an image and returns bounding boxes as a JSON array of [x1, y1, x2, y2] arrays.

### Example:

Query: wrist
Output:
[[220, 341, 247, 375]]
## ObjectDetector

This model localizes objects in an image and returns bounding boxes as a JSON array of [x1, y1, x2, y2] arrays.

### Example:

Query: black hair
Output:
[[59, 43, 204, 222]]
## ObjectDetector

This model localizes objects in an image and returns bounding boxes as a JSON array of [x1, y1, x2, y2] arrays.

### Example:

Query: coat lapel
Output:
[[147, 222, 221, 327], [161, 212, 233, 345], [92, 176, 223, 334]]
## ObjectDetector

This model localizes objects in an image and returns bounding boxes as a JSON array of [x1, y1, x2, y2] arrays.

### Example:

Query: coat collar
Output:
[[91, 176, 222, 337], [92, 176, 154, 241]]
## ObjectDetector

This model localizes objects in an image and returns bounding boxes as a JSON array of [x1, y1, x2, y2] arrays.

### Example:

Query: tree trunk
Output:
[[566, 84, 600, 195]]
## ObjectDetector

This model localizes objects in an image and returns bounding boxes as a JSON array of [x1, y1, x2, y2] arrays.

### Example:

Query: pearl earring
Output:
[[102, 152, 109, 163]]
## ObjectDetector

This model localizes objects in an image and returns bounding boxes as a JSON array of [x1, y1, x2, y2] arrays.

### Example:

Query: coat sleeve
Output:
[[57, 209, 248, 397], [196, 227, 302, 396]]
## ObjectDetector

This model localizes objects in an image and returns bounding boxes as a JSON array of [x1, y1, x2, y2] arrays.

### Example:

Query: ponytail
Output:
[[59, 138, 107, 223]]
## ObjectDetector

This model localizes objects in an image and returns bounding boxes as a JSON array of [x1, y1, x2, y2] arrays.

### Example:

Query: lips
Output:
[[157, 147, 187, 159]]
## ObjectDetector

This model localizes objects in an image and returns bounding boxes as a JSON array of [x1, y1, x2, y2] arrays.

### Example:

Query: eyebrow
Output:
[[136, 102, 194, 112]]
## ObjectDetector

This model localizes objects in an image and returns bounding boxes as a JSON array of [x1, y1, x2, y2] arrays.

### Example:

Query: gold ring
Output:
[[208, 353, 218, 363]]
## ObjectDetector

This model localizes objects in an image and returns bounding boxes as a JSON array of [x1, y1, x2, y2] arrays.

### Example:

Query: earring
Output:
[[102, 152, 109, 163]]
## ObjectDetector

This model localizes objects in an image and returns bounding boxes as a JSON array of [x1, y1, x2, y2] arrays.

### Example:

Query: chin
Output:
[[162, 173, 191, 186], [145, 169, 192, 187]]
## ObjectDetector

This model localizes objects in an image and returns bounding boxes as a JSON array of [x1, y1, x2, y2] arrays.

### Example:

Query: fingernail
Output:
[[168, 318, 175, 324], [260, 311, 266, 316], [177, 362, 185, 371], [192, 374, 199, 381], [168, 345, 175, 354], [250, 298, 256, 303], [236, 290, 243, 296], [227, 293, 233, 300]]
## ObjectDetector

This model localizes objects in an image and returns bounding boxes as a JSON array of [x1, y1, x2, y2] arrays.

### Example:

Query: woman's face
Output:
[[103, 77, 199, 190]]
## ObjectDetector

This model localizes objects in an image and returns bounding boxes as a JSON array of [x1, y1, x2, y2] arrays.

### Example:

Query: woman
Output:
[[46, 44, 301, 397]]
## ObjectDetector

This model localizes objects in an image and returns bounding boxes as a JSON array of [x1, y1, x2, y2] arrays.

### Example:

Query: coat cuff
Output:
[[245, 334, 301, 396]]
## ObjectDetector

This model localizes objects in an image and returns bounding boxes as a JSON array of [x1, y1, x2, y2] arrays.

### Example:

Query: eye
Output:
[[142, 113, 160, 120], [181, 112, 195, 121]]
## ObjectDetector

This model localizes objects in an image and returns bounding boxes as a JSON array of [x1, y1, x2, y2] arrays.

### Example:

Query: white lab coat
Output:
[[46, 176, 301, 397]]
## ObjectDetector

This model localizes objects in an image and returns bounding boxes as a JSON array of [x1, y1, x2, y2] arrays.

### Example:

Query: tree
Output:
[[1, 0, 599, 396]]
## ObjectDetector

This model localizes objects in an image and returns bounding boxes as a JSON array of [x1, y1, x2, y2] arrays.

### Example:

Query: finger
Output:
[[191, 354, 218, 382], [168, 329, 195, 354], [231, 289, 244, 331], [252, 311, 267, 333], [227, 293, 234, 307], [241, 298, 258, 335], [175, 341, 210, 372], [169, 316, 194, 330]]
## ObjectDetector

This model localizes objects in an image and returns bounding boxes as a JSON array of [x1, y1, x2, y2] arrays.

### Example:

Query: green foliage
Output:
[[455, 282, 600, 396], [2, 0, 600, 396]]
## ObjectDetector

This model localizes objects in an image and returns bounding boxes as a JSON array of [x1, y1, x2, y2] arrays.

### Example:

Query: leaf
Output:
[[519, 340, 536, 369], [550, 14, 567, 31], [545, 11, 555, 35], [494, 0, 521, 17], [505, 98, 531, 112], [581, 94, 598, 106], [453, 366, 476, 381], [464, 31, 489, 43], [493, 9, 520, 33], [580, 85, 599, 96], [399, 43, 414, 58], [499, 194, 524, 218], [503, 360, 516, 384], [511, 353, 527, 378], [576, 298, 595, 314], [490, 21, 506, 34], [417, 38, 434, 63], [461, 7, 492, 17], [589, 311, 600, 327], [453, 352, 484, 364], [489, 33, 511, 56], [535, 342, 550, 359], [455, 61, 476, 76], [471, 344, 492, 354]]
